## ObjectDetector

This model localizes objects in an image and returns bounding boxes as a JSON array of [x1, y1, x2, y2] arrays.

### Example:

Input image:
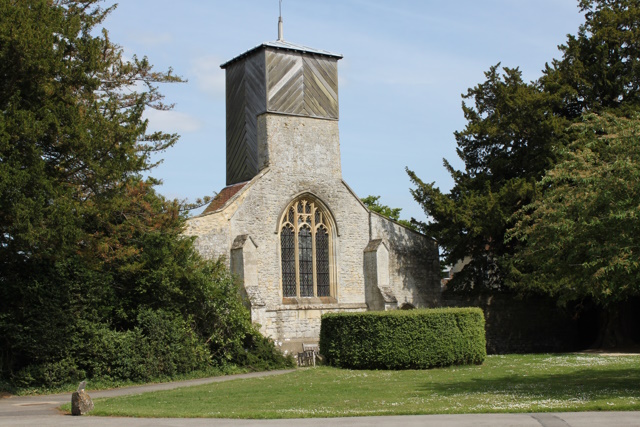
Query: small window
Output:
[[280, 197, 334, 299]]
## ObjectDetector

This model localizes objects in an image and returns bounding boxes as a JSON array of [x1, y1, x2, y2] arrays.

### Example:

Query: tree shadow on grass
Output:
[[417, 368, 640, 400]]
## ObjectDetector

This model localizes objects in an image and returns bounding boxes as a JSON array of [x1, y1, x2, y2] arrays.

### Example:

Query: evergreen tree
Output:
[[409, 0, 640, 295], [0, 0, 289, 389], [542, 0, 640, 117], [407, 66, 568, 291]]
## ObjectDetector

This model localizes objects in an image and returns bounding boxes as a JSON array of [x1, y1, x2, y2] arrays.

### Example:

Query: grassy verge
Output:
[[79, 354, 640, 418], [5, 365, 248, 396]]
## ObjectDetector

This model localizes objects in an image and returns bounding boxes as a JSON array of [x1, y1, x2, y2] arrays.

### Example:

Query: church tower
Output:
[[221, 35, 342, 185], [186, 16, 441, 352]]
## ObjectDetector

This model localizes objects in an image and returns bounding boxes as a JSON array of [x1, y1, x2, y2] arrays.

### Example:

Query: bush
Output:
[[2, 260, 292, 391], [75, 309, 210, 383], [232, 330, 295, 371], [10, 310, 211, 389], [319, 308, 486, 369], [11, 358, 86, 390]]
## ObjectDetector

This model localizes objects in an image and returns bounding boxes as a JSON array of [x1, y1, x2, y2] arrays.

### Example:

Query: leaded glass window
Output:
[[299, 226, 313, 296], [279, 197, 334, 299], [316, 226, 330, 297], [281, 224, 296, 297]]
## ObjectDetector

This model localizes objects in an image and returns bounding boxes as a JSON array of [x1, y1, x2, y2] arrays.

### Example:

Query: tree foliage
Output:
[[361, 195, 417, 230], [0, 0, 290, 389], [542, 0, 640, 117], [506, 113, 640, 307], [409, 0, 640, 303], [407, 66, 568, 291]]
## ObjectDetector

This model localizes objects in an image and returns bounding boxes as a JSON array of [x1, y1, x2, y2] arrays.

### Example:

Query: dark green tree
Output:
[[410, 0, 640, 294], [514, 0, 640, 345], [407, 66, 568, 291], [542, 0, 640, 117], [0, 0, 289, 389]]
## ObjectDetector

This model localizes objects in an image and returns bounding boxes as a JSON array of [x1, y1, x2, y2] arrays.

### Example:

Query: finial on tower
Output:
[[278, 0, 284, 41]]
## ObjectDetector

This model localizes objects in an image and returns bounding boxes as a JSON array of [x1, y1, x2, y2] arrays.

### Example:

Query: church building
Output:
[[185, 24, 441, 352]]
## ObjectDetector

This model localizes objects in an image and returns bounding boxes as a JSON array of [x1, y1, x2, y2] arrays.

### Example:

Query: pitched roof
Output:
[[202, 182, 248, 215], [220, 40, 343, 69]]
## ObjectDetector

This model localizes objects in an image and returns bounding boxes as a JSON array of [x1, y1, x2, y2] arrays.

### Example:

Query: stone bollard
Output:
[[71, 381, 94, 415]]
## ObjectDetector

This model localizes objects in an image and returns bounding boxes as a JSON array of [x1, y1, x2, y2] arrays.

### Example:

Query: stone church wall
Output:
[[186, 211, 230, 262], [193, 114, 372, 347], [186, 113, 442, 350], [185, 178, 256, 263], [369, 213, 442, 307]]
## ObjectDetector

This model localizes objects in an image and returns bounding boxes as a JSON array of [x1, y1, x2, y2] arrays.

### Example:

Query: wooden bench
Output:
[[297, 344, 320, 367]]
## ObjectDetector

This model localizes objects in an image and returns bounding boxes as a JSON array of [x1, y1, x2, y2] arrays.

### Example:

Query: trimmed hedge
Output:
[[319, 308, 486, 369]]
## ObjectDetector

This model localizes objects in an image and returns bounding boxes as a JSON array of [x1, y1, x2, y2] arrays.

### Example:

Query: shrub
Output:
[[77, 310, 211, 382], [232, 330, 296, 371], [10, 310, 212, 389], [319, 308, 486, 369], [11, 358, 86, 390], [3, 263, 292, 391]]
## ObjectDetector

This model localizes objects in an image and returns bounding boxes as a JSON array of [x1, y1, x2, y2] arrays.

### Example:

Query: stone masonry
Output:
[[185, 38, 441, 353]]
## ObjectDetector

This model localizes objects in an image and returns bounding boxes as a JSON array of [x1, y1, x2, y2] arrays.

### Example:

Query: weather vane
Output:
[[278, 0, 284, 41]]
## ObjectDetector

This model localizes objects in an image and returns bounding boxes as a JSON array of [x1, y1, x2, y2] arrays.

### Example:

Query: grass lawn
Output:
[[83, 354, 640, 418]]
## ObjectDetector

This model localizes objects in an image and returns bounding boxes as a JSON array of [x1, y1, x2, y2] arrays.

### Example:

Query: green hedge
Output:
[[319, 308, 486, 369]]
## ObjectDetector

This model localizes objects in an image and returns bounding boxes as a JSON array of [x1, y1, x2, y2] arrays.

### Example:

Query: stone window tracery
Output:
[[280, 198, 334, 299]]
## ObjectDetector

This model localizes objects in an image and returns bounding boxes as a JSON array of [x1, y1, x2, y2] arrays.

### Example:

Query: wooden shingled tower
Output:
[[221, 37, 343, 185]]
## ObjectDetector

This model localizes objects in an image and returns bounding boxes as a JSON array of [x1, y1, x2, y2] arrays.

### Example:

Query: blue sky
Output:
[[102, 0, 585, 220]]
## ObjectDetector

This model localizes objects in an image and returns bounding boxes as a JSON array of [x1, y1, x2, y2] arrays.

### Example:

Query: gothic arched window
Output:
[[280, 198, 334, 299]]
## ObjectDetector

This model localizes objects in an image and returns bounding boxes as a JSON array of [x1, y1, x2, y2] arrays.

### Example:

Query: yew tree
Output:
[[514, 0, 640, 325], [0, 0, 287, 387], [407, 66, 568, 291], [410, 0, 640, 298], [542, 0, 640, 117], [0, 0, 189, 379]]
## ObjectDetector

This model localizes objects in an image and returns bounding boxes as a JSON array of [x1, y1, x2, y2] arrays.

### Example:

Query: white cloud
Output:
[[144, 109, 203, 133], [191, 56, 225, 98]]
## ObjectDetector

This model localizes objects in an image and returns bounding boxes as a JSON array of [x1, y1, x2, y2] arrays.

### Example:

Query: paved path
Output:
[[1, 370, 639, 427], [0, 370, 295, 418], [1, 410, 639, 426]]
